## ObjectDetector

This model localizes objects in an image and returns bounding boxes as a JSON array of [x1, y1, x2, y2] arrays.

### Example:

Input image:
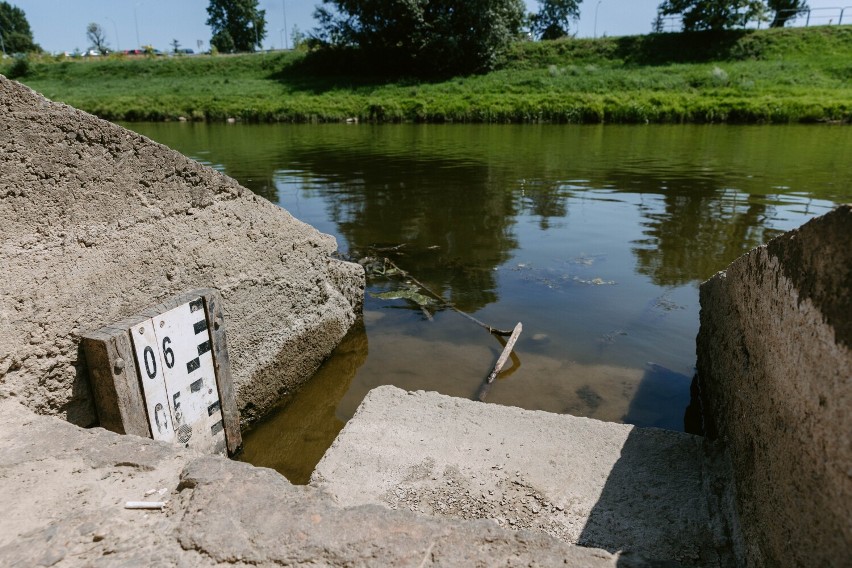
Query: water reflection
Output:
[[632, 188, 782, 286], [124, 122, 849, 483], [238, 320, 368, 483], [286, 148, 517, 311]]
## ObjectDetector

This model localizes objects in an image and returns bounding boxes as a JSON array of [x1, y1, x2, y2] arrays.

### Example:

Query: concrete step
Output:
[[312, 385, 739, 567]]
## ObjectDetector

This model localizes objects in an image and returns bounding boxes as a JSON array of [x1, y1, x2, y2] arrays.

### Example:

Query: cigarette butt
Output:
[[125, 501, 166, 510]]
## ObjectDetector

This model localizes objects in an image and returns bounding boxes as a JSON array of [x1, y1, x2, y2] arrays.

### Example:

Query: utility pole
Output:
[[594, 0, 603, 39], [105, 16, 120, 51], [282, 0, 288, 50], [134, 2, 142, 48]]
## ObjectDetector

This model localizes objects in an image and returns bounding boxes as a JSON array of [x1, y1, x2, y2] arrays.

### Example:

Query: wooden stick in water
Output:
[[485, 322, 523, 384]]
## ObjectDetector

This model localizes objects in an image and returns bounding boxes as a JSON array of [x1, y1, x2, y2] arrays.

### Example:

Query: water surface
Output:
[[127, 123, 850, 483]]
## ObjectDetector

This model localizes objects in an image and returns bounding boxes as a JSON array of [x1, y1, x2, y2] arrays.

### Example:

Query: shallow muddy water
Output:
[[127, 123, 851, 483]]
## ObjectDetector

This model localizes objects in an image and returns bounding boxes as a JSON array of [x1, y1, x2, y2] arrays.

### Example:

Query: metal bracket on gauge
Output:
[[82, 289, 241, 456]]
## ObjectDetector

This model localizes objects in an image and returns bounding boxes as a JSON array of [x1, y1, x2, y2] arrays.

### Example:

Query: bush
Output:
[[7, 56, 31, 79]]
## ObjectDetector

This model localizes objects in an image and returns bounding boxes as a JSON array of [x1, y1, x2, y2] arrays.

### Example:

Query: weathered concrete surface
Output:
[[0, 395, 623, 567], [0, 76, 364, 427], [313, 386, 740, 566], [697, 204, 852, 567]]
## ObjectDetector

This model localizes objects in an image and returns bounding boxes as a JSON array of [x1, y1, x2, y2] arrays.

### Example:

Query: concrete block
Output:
[[697, 204, 851, 567], [0, 76, 364, 427], [313, 386, 739, 566]]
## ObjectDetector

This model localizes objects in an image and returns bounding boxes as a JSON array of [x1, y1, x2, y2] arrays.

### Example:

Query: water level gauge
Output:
[[82, 289, 242, 456]]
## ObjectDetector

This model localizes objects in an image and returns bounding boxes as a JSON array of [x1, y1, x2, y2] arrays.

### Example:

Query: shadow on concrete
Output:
[[68, 343, 97, 427], [577, 425, 727, 567]]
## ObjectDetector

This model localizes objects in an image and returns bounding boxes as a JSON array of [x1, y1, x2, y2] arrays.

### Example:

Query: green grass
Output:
[[4, 26, 851, 124]]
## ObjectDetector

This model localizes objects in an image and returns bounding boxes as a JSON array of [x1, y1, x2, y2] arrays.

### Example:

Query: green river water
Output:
[[127, 123, 851, 483]]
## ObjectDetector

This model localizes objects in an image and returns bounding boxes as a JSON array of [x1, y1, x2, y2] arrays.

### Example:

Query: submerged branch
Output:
[[364, 255, 515, 336]]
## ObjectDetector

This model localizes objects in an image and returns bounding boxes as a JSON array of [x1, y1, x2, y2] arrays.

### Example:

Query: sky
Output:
[[10, 0, 849, 54]]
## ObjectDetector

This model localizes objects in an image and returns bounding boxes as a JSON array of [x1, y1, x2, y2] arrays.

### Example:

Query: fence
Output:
[[654, 6, 851, 33]]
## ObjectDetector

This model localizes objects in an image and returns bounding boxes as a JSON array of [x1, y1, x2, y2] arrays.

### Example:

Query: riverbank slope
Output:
[[4, 26, 850, 124]]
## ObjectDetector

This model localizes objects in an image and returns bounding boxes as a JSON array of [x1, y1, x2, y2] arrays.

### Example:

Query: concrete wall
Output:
[[696, 204, 851, 567], [0, 76, 364, 427]]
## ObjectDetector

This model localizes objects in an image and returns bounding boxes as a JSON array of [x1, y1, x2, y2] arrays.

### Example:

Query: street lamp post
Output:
[[282, 0, 288, 50], [594, 0, 603, 39], [105, 16, 120, 51], [134, 3, 142, 49]]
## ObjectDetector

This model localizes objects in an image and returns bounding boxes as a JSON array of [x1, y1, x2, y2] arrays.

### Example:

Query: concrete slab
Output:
[[0, 394, 623, 567], [313, 386, 737, 566]]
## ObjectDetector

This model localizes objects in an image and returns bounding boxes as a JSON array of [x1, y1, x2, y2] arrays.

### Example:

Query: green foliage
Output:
[[657, 0, 765, 31], [6, 54, 29, 78], [531, 0, 582, 40], [313, 0, 526, 76], [290, 25, 306, 51], [767, 0, 808, 28], [8, 27, 850, 125], [86, 23, 109, 55], [0, 1, 40, 53], [206, 0, 267, 53]]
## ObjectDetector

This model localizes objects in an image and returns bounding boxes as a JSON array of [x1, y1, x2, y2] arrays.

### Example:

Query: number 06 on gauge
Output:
[[82, 289, 241, 456]]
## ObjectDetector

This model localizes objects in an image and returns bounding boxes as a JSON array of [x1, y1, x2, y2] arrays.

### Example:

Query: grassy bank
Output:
[[4, 26, 850, 124]]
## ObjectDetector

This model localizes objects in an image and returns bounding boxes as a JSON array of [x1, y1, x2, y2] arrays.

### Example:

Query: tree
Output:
[[767, 0, 808, 27], [656, 0, 765, 31], [0, 1, 40, 53], [206, 0, 267, 53], [86, 22, 109, 55], [290, 25, 306, 50], [313, 0, 526, 76], [171, 38, 181, 54], [531, 0, 582, 40]]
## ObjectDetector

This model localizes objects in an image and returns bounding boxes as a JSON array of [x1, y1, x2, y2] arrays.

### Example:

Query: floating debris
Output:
[[599, 330, 627, 344], [371, 289, 435, 307], [569, 253, 606, 267], [652, 295, 685, 312], [573, 276, 616, 286]]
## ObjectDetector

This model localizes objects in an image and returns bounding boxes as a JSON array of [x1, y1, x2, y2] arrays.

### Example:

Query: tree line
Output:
[[310, 0, 810, 75], [1, 0, 812, 71]]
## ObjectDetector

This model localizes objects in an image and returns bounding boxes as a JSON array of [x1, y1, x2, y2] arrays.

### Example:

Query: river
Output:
[[126, 122, 851, 482]]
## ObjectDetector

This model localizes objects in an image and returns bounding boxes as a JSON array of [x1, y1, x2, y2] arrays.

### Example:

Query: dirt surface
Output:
[[0, 76, 364, 427], [313, 386, 740, 567], [697, 204, 852, 567], [0, 395, 625, 567]]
